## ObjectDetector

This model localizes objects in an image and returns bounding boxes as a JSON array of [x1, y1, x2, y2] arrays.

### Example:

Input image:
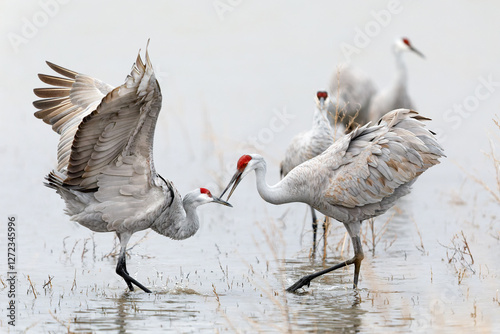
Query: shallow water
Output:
[[1, 1, 500, 333]]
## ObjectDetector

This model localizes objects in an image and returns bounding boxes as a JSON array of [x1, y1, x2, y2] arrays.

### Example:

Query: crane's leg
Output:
[[322, 217, 331, 261], [287, 222, 364, 293], [351, 234, 364, 289], [115, 233, 152, 293], [311, 206, 318, 255]]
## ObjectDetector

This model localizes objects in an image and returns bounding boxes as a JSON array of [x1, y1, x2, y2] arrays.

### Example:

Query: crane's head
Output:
[[184, 188, 233, 207], [394, 37, 425, 58], [315, 91, 329, 109], [220, 154, 264, 200]]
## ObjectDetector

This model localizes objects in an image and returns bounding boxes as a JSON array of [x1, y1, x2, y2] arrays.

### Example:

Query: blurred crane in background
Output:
[[328, 65, 376, 131], [369, 37, 425, 122], [280, 91, 344, 255]]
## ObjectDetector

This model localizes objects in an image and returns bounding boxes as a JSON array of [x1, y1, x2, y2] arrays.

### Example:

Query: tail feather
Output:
[[381, 109, 446, 173], [44, 170, 66, 190]]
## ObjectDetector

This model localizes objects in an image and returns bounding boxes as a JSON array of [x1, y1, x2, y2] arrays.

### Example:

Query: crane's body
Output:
[[34, 45, 230, 293], [328, 65, 376, 130], [369, 38, 424, 122], [280, 91, 344, 252], [221, 109, 444, 292]]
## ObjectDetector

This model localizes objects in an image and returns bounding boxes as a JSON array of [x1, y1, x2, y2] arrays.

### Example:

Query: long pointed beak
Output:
[[410, 46, 425, 59], [220, 170, 243, 201], [211, 195, 232, 207]]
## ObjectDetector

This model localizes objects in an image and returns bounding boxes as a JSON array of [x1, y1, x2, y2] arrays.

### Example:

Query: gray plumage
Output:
[[34, 45, 231, 293], [369, 38, 424, 122], [221, 108, 445, 292], [327, 65, 377, 130]]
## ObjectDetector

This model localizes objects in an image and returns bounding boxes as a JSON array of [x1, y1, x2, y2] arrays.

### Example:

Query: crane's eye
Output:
[[316, 91, 328, 99], [402, 38, 410, 46], [237, 155, 252, 170]]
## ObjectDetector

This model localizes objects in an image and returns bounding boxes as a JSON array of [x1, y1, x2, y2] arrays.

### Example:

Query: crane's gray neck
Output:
[[312, 105, 330, 129], [151, 191, 200, 240], [254, 161, 304, 205], [182, 199, 201, 237], [393, 49, 408, 85]]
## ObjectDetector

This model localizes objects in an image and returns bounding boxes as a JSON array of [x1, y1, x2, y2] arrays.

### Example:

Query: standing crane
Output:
[[369, 37, 424, 122], [33, 45, 232, 293], [220, 109, 444, 292], [327, 65, 377, 131], [280, 91, 344, 254]]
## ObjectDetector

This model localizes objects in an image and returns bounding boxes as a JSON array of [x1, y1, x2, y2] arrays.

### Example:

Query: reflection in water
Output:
[[289, 288, 365, 332], [115, 293, 129, 334], [68, 290, 207, 332]]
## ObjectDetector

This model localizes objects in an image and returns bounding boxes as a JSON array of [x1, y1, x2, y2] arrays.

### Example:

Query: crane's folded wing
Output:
[[324, 109, 444, 209]]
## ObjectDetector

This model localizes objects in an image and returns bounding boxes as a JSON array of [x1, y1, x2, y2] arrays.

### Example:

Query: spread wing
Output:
[[35, 45, 170, 230], [323, 109, 444, 209], [64, 49, 161, 190], [34, 62, 114, 172]]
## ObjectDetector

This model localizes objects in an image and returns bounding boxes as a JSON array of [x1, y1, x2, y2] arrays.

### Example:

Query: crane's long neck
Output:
[[312, 106, 331, 131], [151, 191, 200, 240], [253, 161, 304, 205], [393, 50, 408, 87], [182, 200, 201, 238]]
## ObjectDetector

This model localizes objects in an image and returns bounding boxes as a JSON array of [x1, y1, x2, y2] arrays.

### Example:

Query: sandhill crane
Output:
[[369, 37, 424, 122], [221, 109, 444, 292], [327, 65, 376, 131], [33, 45, 231, 293], [280, 91, 344, 253]]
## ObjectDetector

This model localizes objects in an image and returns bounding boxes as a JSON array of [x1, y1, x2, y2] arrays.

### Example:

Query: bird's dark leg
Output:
[[311, 206, 318, 256], [287, 257, 351, 292], [115, 233, 152, 293], [287, 223, 364, 293], [116, 250, 134, 291], [322, 217, 330, 261]]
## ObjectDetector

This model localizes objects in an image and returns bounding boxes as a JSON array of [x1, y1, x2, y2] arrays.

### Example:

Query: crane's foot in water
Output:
[[286, 275, 314, 292], [117, 269, 152, 293], [116, 254, 152, 293]]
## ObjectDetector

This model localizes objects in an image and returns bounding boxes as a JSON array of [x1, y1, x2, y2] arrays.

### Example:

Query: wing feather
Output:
[[34, 87, 72, 98], [33, 61, 114, 171], [63, 47, 162, 190], [37, 73, 74, 87], [46, 61, 78, 78], [324, 109, 445, 209]]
